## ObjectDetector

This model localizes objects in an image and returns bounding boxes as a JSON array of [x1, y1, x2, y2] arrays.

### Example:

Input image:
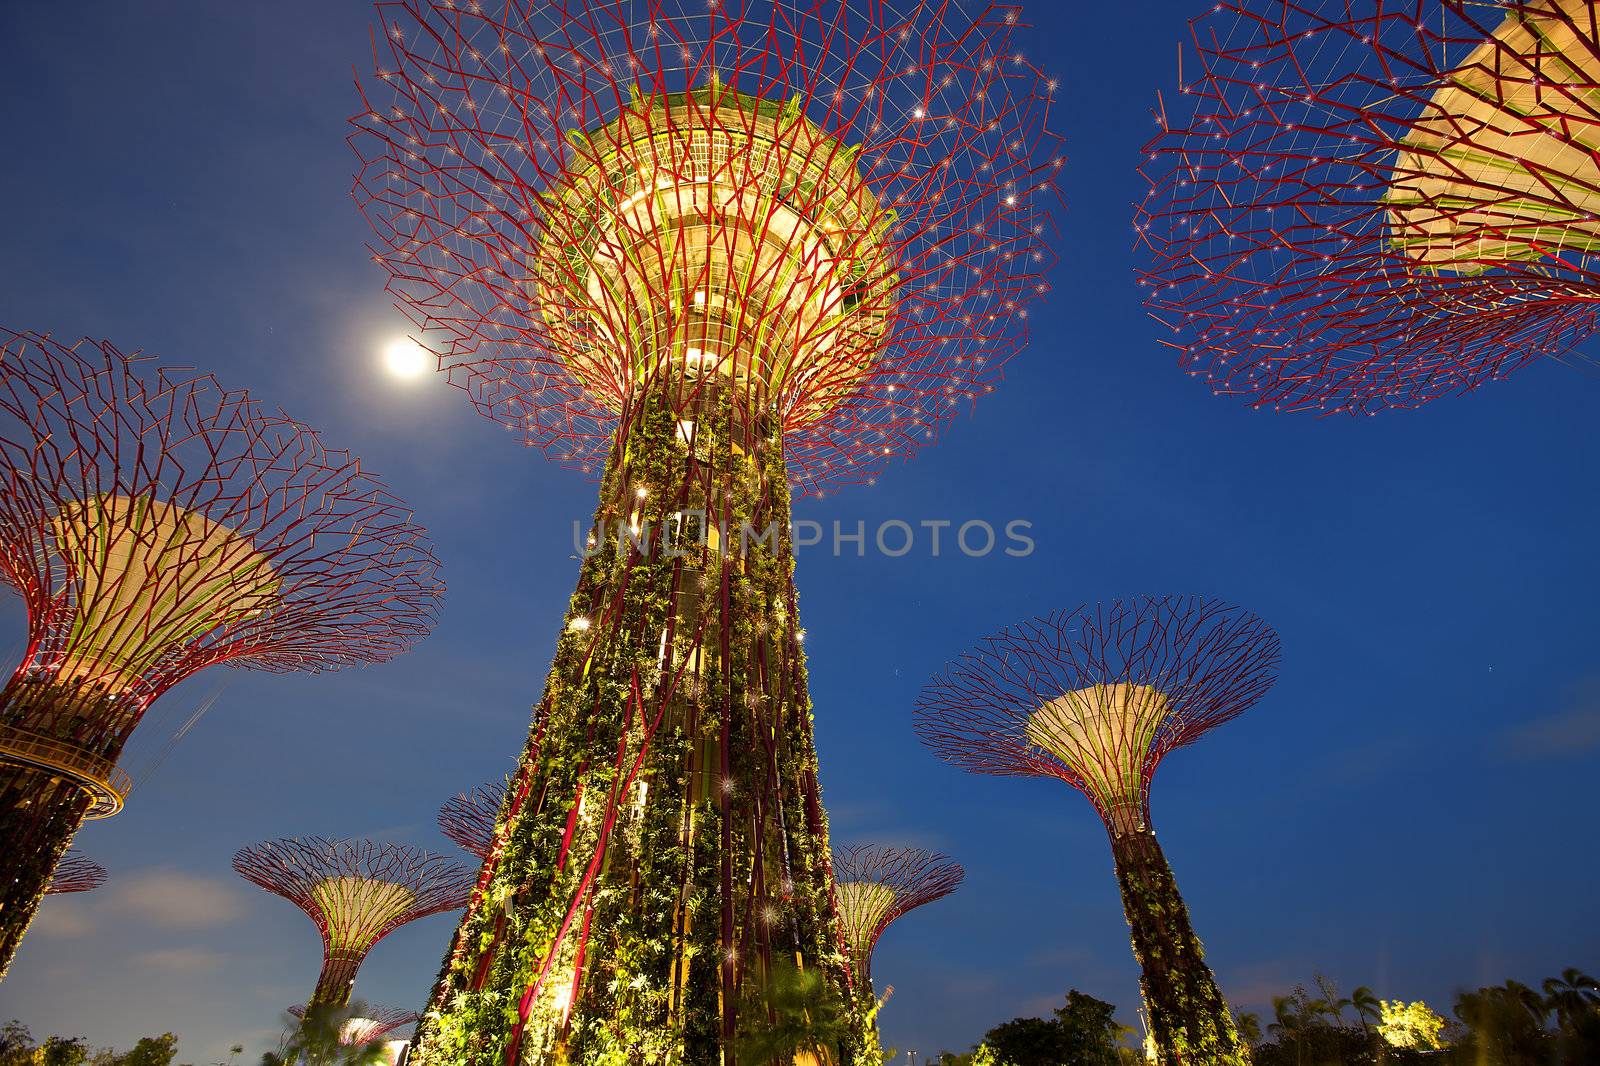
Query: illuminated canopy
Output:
[[536, 88, 896, 424], [1388, 0, 1600, 270], [50, 494, 280, 691]]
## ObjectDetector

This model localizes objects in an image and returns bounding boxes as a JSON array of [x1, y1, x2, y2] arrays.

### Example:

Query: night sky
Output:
[[2, 2, 1598, 1062]]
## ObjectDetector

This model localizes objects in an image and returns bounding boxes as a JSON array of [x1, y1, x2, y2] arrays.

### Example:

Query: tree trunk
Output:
[[310, 951, 363, 1009], [0, 762, 92, 979], [1110, 828, 1250, 1065], [405, 389, 855, 1066]]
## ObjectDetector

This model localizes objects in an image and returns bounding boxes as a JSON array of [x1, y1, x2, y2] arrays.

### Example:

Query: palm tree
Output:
[[1543, 968, 1600, 1030], [732, 961, 850, 1065], [1235, 1011, 1262, 1047], [1350, 987, 1381, 1033], [1269, 995, 1309, 1066]]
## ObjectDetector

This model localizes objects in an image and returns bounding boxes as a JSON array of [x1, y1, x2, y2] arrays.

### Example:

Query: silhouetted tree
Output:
[[1451, 981, 1554, 1066], [262, 1004, 390, 1066], [731, 961, 850, 1065]]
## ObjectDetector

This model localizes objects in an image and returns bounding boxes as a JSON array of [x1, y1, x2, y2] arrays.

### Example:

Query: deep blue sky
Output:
[[1, 2, 1597, 1061]]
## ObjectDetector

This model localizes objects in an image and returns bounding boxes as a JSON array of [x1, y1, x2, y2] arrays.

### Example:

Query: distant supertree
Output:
[[833, 845, 963, 995], [1136, 0, 1600, 414], [437, 781, 505, 861], [288, 1004, 421, 1045], [915, 596, 1280, 1066], [44, 851, 106, 895], [351, 0, 1062, 1060], [0, 329, 443, 979], [234, 838, 473, 1009]]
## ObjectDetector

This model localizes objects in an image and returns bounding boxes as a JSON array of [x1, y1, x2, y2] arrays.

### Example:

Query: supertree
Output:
[[350, 1, 1062, 1061], [914, 596, 1280, 1065], [233, 838, 474, 1010], [44, 851, 107, 895], [0, 329, 443, 979], [288, 1004, 422, 1046], [438, 781, 506, 861], [1135, 0, 1600, 414], [832, 845, 962, 998]]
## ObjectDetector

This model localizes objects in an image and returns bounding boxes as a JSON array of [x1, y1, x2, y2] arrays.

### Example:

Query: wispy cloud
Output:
[[1504, 681, 1600, 759], [131, 947, 226, 974], [103, 869, 244, 930], [28, 899, 95, 938]]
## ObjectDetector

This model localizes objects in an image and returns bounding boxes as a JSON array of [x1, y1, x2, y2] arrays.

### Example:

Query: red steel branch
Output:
[[234, 837, 474, 1008], [44, 852, 107, 895], [913, 596, 1280, 832], [832, 845, 963, 988], [438, 781, 506, 860], [1136, 0, 1600, 414], [352, 0, 1064, 495]]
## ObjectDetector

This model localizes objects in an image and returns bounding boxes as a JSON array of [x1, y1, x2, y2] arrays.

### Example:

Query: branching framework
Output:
[[350, 2, 1062, 1063], [44, 852, 106, 895], [1135, 0, 1600, 414], [288, 1005, 422, 1045], [0, 329, 444, 979], [437, 781, 506, 860], [832, 845, 962, 991], [353, 0, 1063, 494], [234, 838, 473, 1010], [914, 596, 1279, 1066]]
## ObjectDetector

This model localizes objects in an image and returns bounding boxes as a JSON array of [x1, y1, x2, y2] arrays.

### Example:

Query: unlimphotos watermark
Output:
[[573, 514, 1034, 559]]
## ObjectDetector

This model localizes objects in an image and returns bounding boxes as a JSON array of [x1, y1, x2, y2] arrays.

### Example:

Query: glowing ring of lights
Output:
[[0, 724, 132, 819]]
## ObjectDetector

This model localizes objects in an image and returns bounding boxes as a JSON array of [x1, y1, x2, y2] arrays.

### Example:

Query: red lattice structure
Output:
[[438, 781, 505, 860], [288, 1004, 421, 1045], [44, 851, 107, 895], [349, 1, 1061, 1062], [233, 838, 473, 1010], [914, 596, 1279, 1065], [352, 0, 1063, 494], [832, 845, 962, 992], [349, 2, 1062, 1061], [1135, 0, 1600, 414], [0, 329, 443, 980]]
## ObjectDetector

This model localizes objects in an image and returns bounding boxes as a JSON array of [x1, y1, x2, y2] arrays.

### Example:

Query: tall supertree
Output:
[[1135, 0, 1600, 414], [914, 596, 1280, 1066], [832, 845, 962, 998], [350, 1, 1061, 1061], [438, 782, 506, 861], [234, 838, 474, 1010], [0, 329, 443, 979], [45, 851, 107, 895], [288, 1004, 422, 1046]]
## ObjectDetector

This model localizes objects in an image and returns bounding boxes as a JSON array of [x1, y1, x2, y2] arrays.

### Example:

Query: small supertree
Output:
[[833, 843, 961, 1057], [44, 851, 106, 895], [351, 1, 1062, 1060], [234, 838, 473, 1010], [0, 329, 443, 979], [437, 781, 505, 861], [914, 596, 1280, 1066], [1136, 0, 1600, 414], [288, 1004, 421, 1046], [833, 845, 963, 994]]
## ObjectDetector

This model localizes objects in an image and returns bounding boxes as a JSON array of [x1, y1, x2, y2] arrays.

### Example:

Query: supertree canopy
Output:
[[234, 838, 474, 1010], [288, 1004, 422, 1046], [1135, 0, 1600, 414], [914, 596, 1279, 1066], [0, 329, 443, 980], [437, 781, 506, 861], [832, 845, 962, 994], [44, 851, 107, 895], [350, 1, 1061, 1062]]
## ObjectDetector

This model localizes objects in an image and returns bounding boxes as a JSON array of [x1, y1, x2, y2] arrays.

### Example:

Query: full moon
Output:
[[382, 337, 430, 380]]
